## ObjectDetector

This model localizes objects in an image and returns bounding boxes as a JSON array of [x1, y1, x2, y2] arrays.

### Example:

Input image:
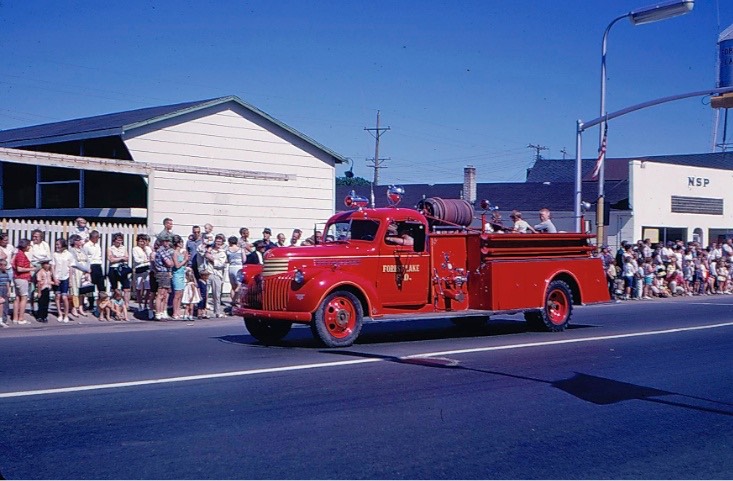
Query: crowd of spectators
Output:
[[2, 213, 731, 326], [598, 238, 733, 300], [0, 217, 311, 327]]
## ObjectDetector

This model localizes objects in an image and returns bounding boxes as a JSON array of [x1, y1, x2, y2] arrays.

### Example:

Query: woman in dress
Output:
[[28, 229, 52, 312], [107, 233, 131, 314], [68, 234, 90, 317], [226, 236, 244, 308], [132, 234, 152, 315], [170, 234, 189, 320]]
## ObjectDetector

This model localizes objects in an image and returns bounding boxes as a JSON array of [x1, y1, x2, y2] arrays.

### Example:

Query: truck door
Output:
[[378, 221, 430, 307]]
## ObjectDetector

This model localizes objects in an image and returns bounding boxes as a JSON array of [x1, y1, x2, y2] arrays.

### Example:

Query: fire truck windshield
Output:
[[325, 219, 380, 242]]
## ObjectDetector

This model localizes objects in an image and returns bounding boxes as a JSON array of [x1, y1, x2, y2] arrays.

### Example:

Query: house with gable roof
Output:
[[0, 96, 346, 236]]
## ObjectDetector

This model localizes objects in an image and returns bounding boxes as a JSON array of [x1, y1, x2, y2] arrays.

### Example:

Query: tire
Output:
[[530, 279, 573, 332], [311, 291, 363, 347], [245, 318, 292, 344]]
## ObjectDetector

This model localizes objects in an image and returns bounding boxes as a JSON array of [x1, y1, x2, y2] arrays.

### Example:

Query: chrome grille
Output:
[[241, 275, 263, 308], [263, 275, 293, 311]]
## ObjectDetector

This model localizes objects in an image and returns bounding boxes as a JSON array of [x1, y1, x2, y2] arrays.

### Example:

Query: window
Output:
[[642, 226, 687, 244]]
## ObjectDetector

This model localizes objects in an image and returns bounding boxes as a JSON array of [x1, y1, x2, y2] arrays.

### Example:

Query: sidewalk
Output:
[[1, 304, 237, 331]]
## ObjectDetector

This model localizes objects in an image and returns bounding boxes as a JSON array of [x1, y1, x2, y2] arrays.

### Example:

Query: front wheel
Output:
[[529, 279, 573, 332], [245, 318, 292, 344], [311, 291, 363, 347]]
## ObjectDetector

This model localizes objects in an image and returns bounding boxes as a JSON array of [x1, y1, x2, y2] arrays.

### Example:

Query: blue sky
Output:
[[1, 0, 731, 185]]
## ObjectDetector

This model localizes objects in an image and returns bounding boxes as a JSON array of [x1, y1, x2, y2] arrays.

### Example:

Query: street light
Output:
[[595, 0, 694, 244]]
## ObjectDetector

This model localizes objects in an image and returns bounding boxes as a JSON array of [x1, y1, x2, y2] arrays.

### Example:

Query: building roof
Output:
[[336, 180, 630, 213], [0, 96, 346, 163], [527, 152, 733, 183]]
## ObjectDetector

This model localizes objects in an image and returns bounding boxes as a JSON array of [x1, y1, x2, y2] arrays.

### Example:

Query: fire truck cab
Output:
[[234, 190, 609, 347]]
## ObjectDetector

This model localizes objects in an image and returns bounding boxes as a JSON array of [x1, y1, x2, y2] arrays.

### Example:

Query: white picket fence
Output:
[[1, 218, 233, 298], [1, 218, 149, 269]]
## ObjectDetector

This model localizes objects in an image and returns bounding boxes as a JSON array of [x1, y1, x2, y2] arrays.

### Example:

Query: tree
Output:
[[336, 176, 371, 186]]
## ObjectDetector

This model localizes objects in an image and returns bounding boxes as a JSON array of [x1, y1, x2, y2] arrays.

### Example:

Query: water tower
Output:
[[711, 23, 733, 151]]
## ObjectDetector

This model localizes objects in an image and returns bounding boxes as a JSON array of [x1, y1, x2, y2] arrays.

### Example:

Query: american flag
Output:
[[591, 123, 608, 180]]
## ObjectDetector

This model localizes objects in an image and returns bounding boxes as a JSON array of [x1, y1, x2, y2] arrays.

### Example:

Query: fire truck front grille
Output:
[[262, 275, 292, 311]]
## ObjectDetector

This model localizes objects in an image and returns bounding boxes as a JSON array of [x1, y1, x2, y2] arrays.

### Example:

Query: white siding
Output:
[[123, 107, 337, 237], [630, 160, 733, 243]]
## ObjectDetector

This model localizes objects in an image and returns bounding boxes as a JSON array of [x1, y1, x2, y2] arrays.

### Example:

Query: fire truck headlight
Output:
[[294, 269, 305, 284]]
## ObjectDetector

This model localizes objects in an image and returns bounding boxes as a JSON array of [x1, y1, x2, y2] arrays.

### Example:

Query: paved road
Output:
[[0, 296, 731, 479]]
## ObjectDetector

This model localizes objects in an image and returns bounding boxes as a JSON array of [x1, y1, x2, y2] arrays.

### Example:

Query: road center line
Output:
[[2, 322, 732, 399]]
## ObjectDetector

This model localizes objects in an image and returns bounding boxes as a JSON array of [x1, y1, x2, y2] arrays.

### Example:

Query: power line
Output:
[[365, 110, 390, 207], [527, 143, 549, 162]]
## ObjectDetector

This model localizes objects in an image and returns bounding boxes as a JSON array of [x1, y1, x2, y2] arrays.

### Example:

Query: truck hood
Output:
[[266, 242, 377, 262]]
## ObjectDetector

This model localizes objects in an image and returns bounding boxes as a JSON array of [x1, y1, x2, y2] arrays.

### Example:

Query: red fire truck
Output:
[[234, 189, 610, 347]]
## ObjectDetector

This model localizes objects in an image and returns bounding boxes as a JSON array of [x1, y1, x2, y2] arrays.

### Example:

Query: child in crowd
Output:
[[641, 257, 654, 300], [78, 272, 95, 310], [202, 223, 215, 247], [97, 292, 112, 321], [111, 289, 127, 321], [34, 259, 53, 323], [181, 267, 201, 321], [716, 260, 728, 294], [197, 270, 210, 319], [0, 259, 11, 327]]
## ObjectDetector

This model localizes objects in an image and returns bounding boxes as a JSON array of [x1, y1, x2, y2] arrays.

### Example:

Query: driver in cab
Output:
[[385, 222, 414, 247]]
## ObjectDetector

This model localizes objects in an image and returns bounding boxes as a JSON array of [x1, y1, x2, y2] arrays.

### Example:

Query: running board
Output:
[[365, 309, 530, 323]]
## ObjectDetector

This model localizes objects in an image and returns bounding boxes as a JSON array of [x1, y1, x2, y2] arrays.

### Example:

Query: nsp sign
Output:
[[688, 177, 710, 187]]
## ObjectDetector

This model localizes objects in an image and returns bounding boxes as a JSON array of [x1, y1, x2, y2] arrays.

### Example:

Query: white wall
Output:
[[123, 105, 337, 238], [630, 160, 733, 244]]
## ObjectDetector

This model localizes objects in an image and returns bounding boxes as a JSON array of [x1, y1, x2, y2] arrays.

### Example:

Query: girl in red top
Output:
[[12, 239, 33, 325]]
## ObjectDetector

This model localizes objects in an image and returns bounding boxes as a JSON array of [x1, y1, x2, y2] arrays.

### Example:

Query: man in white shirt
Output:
[[0, 233, 16, 278], [84, 230, 105, 295]]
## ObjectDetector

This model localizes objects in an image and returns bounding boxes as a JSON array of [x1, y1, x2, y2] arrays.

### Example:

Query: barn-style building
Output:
[[0, 96, 346, 237]]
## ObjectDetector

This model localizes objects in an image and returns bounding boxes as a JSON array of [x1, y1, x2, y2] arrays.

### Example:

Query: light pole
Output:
[[595, 0, 694, 244]]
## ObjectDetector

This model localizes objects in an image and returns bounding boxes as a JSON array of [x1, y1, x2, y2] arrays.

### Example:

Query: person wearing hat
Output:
[[509, 210, 531, 233], [246, 240, 267, 265], [599, 244, 613, 271], [153, 232, 174, 320], [260, 228, 277, 251]]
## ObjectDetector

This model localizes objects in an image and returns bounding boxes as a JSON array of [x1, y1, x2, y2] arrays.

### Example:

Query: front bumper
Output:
[[233, 307, 312, 324]]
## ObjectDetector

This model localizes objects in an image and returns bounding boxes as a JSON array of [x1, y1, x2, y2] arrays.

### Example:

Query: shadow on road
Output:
[[323, 349, 733, 417], [214, 317, 598, 348]]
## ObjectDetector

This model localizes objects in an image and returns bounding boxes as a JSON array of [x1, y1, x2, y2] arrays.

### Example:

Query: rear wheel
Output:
[[311, 291, 363, 347], [527, 280, 573, 332], [245, 318, 292, 344]]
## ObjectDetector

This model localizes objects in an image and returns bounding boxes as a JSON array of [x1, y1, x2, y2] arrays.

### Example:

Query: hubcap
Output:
[[324, 296, 357, 338], [547, 289, 568, 325]]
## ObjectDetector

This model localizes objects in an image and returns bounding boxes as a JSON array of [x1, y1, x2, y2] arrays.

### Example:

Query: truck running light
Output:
[[387, 185, 405, 206], [345, 190, 369, 209]]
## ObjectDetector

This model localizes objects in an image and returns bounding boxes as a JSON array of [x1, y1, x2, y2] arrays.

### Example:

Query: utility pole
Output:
[[527, 143, 549, 162], [560, 147, 569, 160], [365, 110, 390, 208]]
